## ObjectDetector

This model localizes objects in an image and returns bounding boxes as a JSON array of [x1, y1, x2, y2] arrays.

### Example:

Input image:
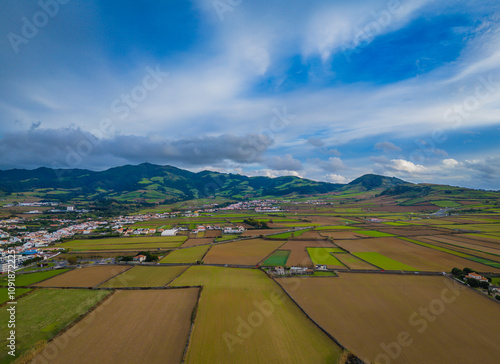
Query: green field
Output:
[[432, 200, 462, 208], [307, 248, 346, 267], [354, 231, 395, 237], [353, 252, 417, 271], [0, 289, 109, 363], [0, 269, 69, 287], [99, 266, 187, 287], [0, 287, 31, 305], [268, 229, 310, 239], [467, 257, 500, 269], [169, 266, 342, 363], [262, 250, 290, 266], [59, 236, 186, 251], [216, 234, 240, 242], [159, 245, 210, 264]]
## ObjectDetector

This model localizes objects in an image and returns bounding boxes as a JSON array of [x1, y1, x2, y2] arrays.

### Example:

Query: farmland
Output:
[[35, 265, 131, 288], [261, 250, 290, 266], [0, 287, 31, 305], [169, 266, 342, 363], [159, 245, 210, 264], [307, 247, 347, 269], [181, 238, 213, 247], [203, 238, 284, 265], [59, 236, 186, 251], [32, 289, 199, 364], [279, 240, 335, 267], [278, 274, 500, 364], [0, 289, 109, 363], [0, 269, 69, 287], [99, 266, 187, 287], [352, 252, 417, 271]]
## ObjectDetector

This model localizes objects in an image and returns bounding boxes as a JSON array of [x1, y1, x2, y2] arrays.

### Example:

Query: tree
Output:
[[463, 267, 473, 274], [466, 278, 480, 288], [480, 281, 490, 289], [496, 295, 500, 301], [67, 256, 78, 265], [451, 268, 462, 276]]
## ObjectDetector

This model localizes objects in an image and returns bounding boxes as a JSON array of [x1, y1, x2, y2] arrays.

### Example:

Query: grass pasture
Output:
[[204, 238, 283, 265], [332, 253, 378, 270], [181, 238, 213, 247], [307, 248, 346, 269], [352, 252, 417, 271], [0, 289, 109, 364], [35, 265, 130, 288], [278, 274, 500, 364], [160, 245, 210, 264], [261, 250, 290, 266], [99, 266, 187, 287], [0, 287, 31, 305], [0, 269, 69, 287], [169, 266, 342, 363], [33, 289, 199, 364], [353, 230, 395, 238]]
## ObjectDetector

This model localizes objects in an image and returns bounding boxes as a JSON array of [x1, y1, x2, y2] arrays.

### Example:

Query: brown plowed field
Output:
[[424, 235, 500, 254], [292, 231, 325, 240], [334, 237, 499, 272], [280, 240, 336, 267], [375, 228, 450, 236], [182, 238, 214, 247], [32, 288, 199, 364], [278, 274, 500, 364], [34, 265, 131, 287], [319, 231, 367, 239], [204, 230, 222, 238], [203, 238, 284, 265]]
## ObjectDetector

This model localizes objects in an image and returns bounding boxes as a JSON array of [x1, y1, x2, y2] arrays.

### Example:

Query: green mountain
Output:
[[0, 163, 351, 202]]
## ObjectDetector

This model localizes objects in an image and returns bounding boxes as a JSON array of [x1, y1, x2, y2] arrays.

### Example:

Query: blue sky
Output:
[[0, 0, 499, 189]]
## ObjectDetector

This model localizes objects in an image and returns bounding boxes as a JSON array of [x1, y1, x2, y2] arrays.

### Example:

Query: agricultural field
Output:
[[279, 240, 335, 267], [181, 238, 213, 247], [35, 265, 131, 288], [169, 266, 342, 363], [334, 237, 499, 273], [332, 253, 378, 270], [99, 266, 187, 287], [352, 252, 417, 271], [160, 245, 210, 264], [203, 238, 284, 265], [58, 236, 186, 251], [0, 289, 109, 363], [353, 230, 395, 238], [307, 247, 346, 269], [241, 228, 288, 237], [0, 287, 31, 305], [318, 230, 368, 239], [0, 269, 69, 287], [261, 250, 290, 266], [277, 274, 500, 364], [32, 288, 199, 364]]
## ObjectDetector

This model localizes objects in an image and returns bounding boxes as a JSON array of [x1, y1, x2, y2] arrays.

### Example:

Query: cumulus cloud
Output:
[[266, 154, 303, 171], [320, 157, 345, 172], [442, 158, 460, 168], [375, 141, 401, 153], [325, 174, 348, 184], [0, 127, 273, 170], [388, 159, 427, 174]]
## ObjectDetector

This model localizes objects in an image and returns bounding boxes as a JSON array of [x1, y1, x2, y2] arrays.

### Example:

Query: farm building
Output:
[[290, 266, 308, 275], [133, 255, 147, 262], [223, 226, 245, 234], [161, 228, 179, 236], [315, 265, 327, 271], [273, 266, 285, 275], [466, 273, 488, 282]]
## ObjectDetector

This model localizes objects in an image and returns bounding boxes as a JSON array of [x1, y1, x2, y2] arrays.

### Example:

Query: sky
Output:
[[0, 0, 499, 190]]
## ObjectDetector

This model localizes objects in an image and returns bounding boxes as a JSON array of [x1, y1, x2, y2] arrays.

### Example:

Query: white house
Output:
[[273, 266, 285, 275], [133, 254, 146, 262], [315, 265, 327, 271], [289, 266, 308, 274], [161, 228, 179, 236]]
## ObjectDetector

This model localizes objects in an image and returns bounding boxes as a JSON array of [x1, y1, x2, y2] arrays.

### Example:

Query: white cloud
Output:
[[325, 173, 348, 184]]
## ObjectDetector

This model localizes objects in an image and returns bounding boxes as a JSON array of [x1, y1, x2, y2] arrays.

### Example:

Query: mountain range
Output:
[[0, 163, 414, 203]]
